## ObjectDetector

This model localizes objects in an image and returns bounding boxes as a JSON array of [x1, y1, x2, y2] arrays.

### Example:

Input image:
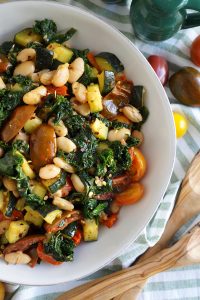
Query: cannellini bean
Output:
[[53, 157, 75, 173], [39, 164, 61, 179], [13, 61, 35, 77], [0, 76, 6, 89], [71, 174, 85, 193], [68, 58, 84, 83], [23, 85, 47, 105], [13, 190, 20, 198], [30, 73, 40, 82], [71, 98, 90, 116], [121, 105, 142, 123], [3, 177, 17, 192], [4, 251, 31, 265], [57, 137, 77, 153], [53, 196, 74, 211], [72, 82, 87, 103], [40, 70, 55, 85], [108, 128, 131, 142], [51, 63, 69, 87], [48, 118, 68, 137], [14, 131, 29, 143], [132, 130, 144, 147], [17, 48, 36, 62]]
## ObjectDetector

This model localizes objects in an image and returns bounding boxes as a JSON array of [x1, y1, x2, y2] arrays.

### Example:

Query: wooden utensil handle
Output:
[[57, 225, 200, 300]]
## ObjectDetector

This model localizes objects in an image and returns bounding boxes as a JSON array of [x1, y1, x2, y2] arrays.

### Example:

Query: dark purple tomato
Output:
[[147, 55, 169, 85]]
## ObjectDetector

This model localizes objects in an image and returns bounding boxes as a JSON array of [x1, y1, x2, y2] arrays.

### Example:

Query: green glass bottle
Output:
[[130, 0, 200, 42]]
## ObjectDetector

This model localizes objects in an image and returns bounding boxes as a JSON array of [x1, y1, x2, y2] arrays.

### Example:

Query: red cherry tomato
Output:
[[190, 35, 200, 67], [37, 243, 62, 265], [148, 55, 169, 85]]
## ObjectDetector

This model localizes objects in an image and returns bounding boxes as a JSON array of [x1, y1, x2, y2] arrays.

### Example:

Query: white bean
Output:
[[17, 48, 36, 62], [71, 98, 90, 116], [72, 82, 87, 103], [14, 131, 29, 143], [3, 177, 17, 192], [121, 105, 142, 123], [57, 137, 77, 153], [108, 128, 131, 142], [40, 70, 55, 85], [48, 118, 68, 137], [71, 174, 85, 193], [68, 58, 84, 83], [13, 61, 35, 77], [53, 157, 75, 173], [4, 251, 31, 265], [0, 77, 6, 89], [39, 164, 60, 179], [53, 196, 74, 211], [51, 63, 69, 87], [23, 85, 47, 105]]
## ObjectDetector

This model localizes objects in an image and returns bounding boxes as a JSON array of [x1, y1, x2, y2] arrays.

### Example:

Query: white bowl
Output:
[[0, 1, 175, 285]]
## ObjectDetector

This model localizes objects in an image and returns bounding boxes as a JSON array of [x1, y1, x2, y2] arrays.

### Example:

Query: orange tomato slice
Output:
[[129, 148, 147, 182], [115, 182, 144, 206]]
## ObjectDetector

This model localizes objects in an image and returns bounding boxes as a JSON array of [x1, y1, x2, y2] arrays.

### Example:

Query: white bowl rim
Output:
[[0, 0, 176, 286]]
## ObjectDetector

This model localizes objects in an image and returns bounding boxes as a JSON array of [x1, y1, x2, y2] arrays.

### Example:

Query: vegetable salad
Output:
[[0, 19, 148, 266]]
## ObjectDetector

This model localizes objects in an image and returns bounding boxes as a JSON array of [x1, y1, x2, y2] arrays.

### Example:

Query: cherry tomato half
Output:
[[148, 55, 169, 85], [173, 112, 188, 139], [129, 148, 147, 182], [115, 182, 144, 206], [190, 35, 200, 67]]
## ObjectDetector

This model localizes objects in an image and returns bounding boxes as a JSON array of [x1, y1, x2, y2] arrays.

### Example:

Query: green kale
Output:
[[111, 120, 131, 129], [33, 19, 57, 44], [64, 114, 85, 137], [125, 136, 140, 148], [78, 64, 95, 86], [0, 141, 9, 151], [33, 19, 77, 44], [0, 90, 22, 127], [0, 151, 21, 177], [26, 194, 46, 209], [0, 41, 14, 55], [51, 95, 73, 123], [96, 148, 117, 177], [83, 198, 108, 219], [44, 232, 75, 262], [72, 48, 89, 63], [110, 141, 131, 173], [10, 75, 34, 92], [50, 28, 77, 44], [12, 140, 29, 154], [66, 127, 97, 171]]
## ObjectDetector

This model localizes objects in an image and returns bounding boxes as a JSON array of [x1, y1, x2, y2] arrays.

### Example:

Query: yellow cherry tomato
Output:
[[173, 112, 188, 138]]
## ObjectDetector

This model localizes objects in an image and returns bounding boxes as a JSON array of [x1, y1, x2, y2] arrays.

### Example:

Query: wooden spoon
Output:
[[115, 150, 200, 299], [57, 223, 200, 300], [0, 282, 5, 300]]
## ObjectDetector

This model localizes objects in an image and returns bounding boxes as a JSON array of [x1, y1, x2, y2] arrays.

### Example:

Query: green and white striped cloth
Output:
[[1, 0, 200, 299]]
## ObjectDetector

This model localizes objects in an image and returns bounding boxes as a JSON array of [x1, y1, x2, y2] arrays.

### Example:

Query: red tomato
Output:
[[37, 243, 62, 265], [190, 35, 200, 67], [47, 85, 68, 96], [101, 214, 118, 228], [115, 183, 144, 206], [72, 229, 82, 246], [129, 148, 147, 182], [148, 55, 169, 85]]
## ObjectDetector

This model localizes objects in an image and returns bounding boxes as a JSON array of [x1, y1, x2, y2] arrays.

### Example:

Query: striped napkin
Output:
[[1, 0, 200, 299]]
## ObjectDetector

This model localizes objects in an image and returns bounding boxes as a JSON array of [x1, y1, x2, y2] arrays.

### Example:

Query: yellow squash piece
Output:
[[83, 219, 98, 241], [5, 220, 29, 244], [47, 42, 73, 63], [90, 118, 108, 140], [24, 117, 42, 134], [44, 210, 62, 224], [24, 206, 43, 227], [87, 84, 103, 113]]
